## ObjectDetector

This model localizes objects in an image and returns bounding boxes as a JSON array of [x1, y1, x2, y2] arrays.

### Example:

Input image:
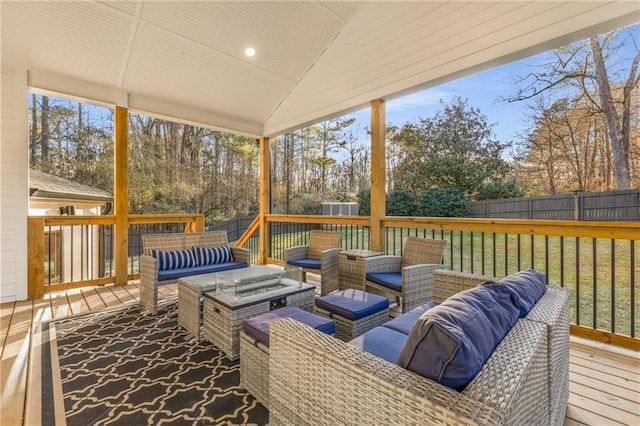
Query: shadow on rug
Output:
[[46, 300, 269, 426]]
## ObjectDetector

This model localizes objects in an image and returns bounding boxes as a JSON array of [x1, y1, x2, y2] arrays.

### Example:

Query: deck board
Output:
[[567, 392, 638, 426], [65, 288, 90, 317], [80, 288, 107, 312], [0, 301, 14, 351], [0, 281, 638, 426], [108, 285, 136, 304], [0, 300, 33, 426], [94, 285, 121, 307]]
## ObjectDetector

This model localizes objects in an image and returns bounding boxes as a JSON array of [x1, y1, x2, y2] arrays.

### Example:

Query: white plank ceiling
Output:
[[2, 1, 638, 137]]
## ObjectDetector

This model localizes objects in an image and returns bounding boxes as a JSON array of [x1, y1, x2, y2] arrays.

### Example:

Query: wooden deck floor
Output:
[[1, 283, 638, 425]]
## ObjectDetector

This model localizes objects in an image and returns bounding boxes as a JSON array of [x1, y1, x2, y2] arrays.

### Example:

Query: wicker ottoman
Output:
[[314, 289, 390, 341], [239, 307, 335, 409]]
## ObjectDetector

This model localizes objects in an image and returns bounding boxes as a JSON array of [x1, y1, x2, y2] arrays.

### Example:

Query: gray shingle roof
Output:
[[29, 169, 113, 202]]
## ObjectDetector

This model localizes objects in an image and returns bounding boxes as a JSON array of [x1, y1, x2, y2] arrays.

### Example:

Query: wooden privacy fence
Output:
[[469, 189, 640, 221]]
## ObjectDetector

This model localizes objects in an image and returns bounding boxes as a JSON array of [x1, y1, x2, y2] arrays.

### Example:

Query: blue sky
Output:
[[344, 50, 549, 152]]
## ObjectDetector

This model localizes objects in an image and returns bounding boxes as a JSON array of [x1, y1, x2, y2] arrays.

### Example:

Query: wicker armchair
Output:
[[284, 230, 341, 295], [365, 236, 447, 313]]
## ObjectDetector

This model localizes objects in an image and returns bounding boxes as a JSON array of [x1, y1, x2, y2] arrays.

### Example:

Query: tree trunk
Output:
[[41, 96, 50, 161], [589, 37, 631, 189], [30, 93, 38, 164]]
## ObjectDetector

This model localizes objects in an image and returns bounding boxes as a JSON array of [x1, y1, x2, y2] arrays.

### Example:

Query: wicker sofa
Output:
[[139, 231, 250, 314], [268, 269, 570, 426]]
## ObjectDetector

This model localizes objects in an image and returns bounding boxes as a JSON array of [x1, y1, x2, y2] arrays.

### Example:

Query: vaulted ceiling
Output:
[[2, 1, 638, 137]]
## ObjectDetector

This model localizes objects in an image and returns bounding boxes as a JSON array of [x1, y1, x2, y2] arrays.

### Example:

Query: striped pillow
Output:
[[193, 245, 233, 266], [151, 249, 196, 270]]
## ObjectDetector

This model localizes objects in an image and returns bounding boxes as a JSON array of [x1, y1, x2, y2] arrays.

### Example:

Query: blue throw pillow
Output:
[[151, 249, 195, 270], [397, 283, 521, 391], [498, 269, 547, 317], [193, 245, 233, 266]]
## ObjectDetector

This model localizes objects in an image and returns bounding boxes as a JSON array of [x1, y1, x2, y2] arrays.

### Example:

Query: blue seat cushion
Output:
[[397, 283, 521, 391], [366, 272, 402, 292], [383, 301, 438, 335], [348, 326, 407, 364], [498, 269, 547, 317], [151, 249, 195, 270], [287, 258, 321, 270], [315, 289, 389, 321], [242, 307, 336, 347], [157, 262, 247, 282]]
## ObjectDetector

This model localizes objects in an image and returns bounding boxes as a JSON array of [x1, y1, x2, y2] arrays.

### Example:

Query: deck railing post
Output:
[[370, 99, 386, 252], [259, 137, 271, 264], [114, 105, 129, 286], [27, 217, 45, 298]]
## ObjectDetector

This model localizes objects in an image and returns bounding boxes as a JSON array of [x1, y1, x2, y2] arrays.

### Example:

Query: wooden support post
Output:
[[27, 217, 45, 299], [114, 106, 129, 286], [259, 137, 271, 264], [370, 99, 386, 252], [194, 215, 205, 232]]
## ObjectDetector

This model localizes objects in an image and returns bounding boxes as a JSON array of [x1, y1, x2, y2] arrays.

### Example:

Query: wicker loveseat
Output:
[[269, 269, 570, 426], [139, 231, 250, 314]]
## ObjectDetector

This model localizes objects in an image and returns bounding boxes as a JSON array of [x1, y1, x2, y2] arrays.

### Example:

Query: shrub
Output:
[[418, 186, 470, 217], [387, 188, 417, 216], [476, 181, 524, 200], [356, 188, 370, 215]]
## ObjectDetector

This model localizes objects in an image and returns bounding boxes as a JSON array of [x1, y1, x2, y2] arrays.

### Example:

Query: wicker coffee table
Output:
[[202, 266, 315, 361], [178, 265, 284, 341]]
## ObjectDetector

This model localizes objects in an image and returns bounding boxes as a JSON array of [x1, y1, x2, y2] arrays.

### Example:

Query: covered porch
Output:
[[1, 1, 639, 425]]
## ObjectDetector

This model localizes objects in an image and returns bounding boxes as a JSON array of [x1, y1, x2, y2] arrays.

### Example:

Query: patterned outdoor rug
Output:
[[39, 300, 269, 426]]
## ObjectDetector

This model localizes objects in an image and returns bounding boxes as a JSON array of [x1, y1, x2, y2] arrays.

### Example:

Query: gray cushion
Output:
[[397, 283, 521, 391]]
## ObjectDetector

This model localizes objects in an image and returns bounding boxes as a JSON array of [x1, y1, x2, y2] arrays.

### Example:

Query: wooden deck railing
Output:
[[27, 214, 204, 297], [259, 214, 639, 350], [27, 212, 638, 349]]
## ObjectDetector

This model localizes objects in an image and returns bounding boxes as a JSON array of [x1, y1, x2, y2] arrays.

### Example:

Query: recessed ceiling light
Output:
[[245, 47, 256, 57]]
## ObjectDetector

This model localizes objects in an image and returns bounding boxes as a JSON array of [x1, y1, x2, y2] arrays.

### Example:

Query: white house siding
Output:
[[0, 65, 28, 302]]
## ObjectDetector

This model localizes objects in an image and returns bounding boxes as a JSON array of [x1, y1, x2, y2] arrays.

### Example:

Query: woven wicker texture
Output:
[[431, 269, 495, 303], [140, 231, 250, 314], [306, 230, 341, 260], [285, 230, 341, 295], [269, 270, 570, 426], [177, 275, 218, 340], [401, 236, 447, 269], [203, 288, 315, 361], [240, 331, 271, 408], [365, 237, 447, 314], [338, 250, 383, 291], [524, 287, 571, 425]]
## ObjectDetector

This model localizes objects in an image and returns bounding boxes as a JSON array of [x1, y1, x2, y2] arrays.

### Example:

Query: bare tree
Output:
[[509, 27, 639, 189]]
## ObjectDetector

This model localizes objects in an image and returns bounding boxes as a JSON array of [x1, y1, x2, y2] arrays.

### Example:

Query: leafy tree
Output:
[[418, 186, 470, 217], [476, 181, 524, 201], [393, 96, 510, 197]]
